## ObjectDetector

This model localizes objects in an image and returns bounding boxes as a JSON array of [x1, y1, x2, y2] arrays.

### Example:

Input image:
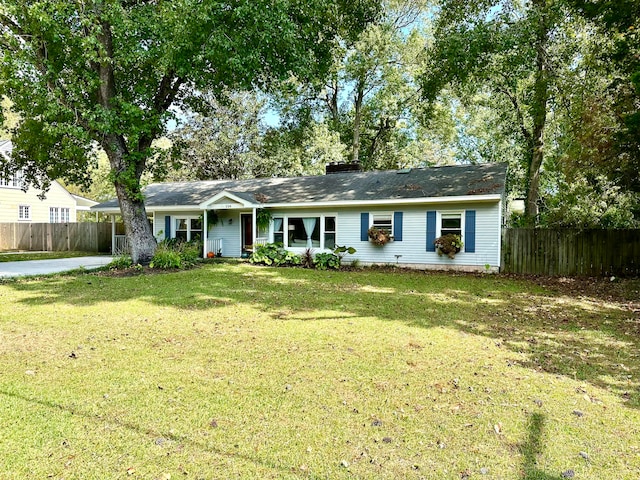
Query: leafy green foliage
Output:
[[540, 176, 640, 229], [149, 240, 201, 269], [249, 243, 301, 267], [163, 90, 278, 181], [313, 252, 341, 270], [0, 0, 380, 264], [266, 0, 432, 171], [107, 255, 134, 270]]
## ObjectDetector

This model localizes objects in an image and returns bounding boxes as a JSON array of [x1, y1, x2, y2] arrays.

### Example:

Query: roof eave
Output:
[[91, 193, 502, 214], [263, 194, 503, 209]]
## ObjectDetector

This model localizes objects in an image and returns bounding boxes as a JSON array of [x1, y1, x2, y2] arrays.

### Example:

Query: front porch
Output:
[[108, 205, 268, 259]]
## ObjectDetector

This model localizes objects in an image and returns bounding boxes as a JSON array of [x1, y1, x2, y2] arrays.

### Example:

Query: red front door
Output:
[[241, 214, 253, 254]]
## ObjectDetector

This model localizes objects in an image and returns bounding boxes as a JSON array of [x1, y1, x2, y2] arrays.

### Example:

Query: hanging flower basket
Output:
[[434, 234, 463, 259], [368, 227, 392, 246]]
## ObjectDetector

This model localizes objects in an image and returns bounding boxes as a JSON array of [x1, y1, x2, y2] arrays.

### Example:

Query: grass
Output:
[[0, 251, 99, 262], [0, 263, 639, 479]]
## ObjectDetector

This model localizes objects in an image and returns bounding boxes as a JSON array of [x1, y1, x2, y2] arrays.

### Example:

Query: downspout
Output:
[[252, 207, 257, 247], [203, 208, 208, 258], [111, 214, 116, 256]]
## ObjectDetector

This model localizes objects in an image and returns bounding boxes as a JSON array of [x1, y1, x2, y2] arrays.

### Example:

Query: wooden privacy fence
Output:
[[502, 228, 640, 276], [0, 223, 112, 252]]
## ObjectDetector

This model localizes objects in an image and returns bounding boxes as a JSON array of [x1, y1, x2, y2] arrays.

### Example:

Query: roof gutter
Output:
[[91, 193, 502, 214]]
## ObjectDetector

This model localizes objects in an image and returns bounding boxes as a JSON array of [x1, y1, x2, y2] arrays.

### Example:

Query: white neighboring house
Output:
[[0, 140, 97, 223]]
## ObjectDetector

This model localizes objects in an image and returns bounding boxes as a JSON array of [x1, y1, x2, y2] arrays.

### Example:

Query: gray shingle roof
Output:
[[92, 163, 508, 211]]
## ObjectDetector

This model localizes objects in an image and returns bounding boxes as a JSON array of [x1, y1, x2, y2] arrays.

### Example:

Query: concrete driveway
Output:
[[0, 256, 113, 278]]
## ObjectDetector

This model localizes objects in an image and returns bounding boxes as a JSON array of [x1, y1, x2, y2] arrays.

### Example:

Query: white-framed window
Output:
[[273, 217, 284, 244], [440, 213, 462, 237], [50, 207, 71, 223], [273, 214, 337, 250], [437, 212, 465, 252], [174, 217, 202, 242], [0, 170, 23, 189], [371, 212, 393, 234], [324, 216, 336, 249], [18, 204, 31, 221]]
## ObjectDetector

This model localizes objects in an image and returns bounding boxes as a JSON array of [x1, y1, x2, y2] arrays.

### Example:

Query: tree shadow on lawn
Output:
[[519, 413, 565, 480], [0, 386, 294, 477], [5, 265, 640, 408]]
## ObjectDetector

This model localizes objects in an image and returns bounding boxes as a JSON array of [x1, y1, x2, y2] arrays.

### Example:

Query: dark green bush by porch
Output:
[[249, 243, 301, 266], [150, 240, 201, 269]]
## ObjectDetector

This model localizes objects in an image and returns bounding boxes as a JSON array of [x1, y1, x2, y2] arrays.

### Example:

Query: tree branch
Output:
[[496, 79, 532, 146]]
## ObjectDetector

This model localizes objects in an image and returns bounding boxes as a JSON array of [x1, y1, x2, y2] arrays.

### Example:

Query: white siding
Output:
[[148, 201, 502, 271], [153, 210, 243, 257], [207, 211, 242, 257], [0, 180, 78, 223], [336, 203, 501, 269]]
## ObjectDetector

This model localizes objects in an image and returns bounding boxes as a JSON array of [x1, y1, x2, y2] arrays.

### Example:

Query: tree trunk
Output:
[[524, 0, 550, 226], [104, 138, 157, 265], [352, 79, 365, 163]]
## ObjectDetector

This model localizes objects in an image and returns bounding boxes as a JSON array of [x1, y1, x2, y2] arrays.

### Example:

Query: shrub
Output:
[[107, 255, 133, 270], [301, 248, 315, 268], [150, 239, 202, 269], [313, 252, 341, 270], [177, 241, 201, 267], [249, 243, 301, 266], [150, 244, 182, 269]]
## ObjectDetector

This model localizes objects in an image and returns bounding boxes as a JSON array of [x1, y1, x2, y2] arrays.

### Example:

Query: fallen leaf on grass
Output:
[[494, 423, 503, 435]]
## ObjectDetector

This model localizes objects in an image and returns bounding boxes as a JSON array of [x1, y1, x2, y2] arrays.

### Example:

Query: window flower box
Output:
[[368, 227, 393, 246], [434, 234, 463, 259]]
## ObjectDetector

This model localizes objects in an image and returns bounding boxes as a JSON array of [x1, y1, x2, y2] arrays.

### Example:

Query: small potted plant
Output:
[[368, 227, 392, 246], [217, 248, 222, 257], [434, 234, 463, 259]]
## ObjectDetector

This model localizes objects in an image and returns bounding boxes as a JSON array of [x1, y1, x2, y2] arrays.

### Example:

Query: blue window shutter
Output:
[[465, 210, 476, 253], [360, 213, 369, 241], [426, 211, 436, 251], [164, 216, 171, 240], [393, 212, 403, 241]]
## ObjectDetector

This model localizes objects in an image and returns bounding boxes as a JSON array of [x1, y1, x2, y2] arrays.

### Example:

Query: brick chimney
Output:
[[325, 162, 362, 174]]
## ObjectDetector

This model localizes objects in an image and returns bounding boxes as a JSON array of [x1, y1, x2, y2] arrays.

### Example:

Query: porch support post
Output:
[[203, 208, 208, 258], [252, 207, 257, 247], [111, 215, 116, 256]]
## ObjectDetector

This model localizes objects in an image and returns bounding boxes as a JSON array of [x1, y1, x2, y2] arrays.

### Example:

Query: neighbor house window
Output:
[[175, 217, 202, 242], [440, 213, 462, 237], [49, 207, 70, 223], [371, 213, 393, 234], [18, 204, 30, 221], [0, 170, 23, 189], [324, 216, 336, 249]]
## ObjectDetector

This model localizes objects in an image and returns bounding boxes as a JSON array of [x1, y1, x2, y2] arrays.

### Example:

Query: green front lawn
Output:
[[0, 264, 638, 479]]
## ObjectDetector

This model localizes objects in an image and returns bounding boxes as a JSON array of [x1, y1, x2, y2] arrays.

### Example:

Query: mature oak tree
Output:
[[421, 0, 576, 226], [0, 0, 379, 263]]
